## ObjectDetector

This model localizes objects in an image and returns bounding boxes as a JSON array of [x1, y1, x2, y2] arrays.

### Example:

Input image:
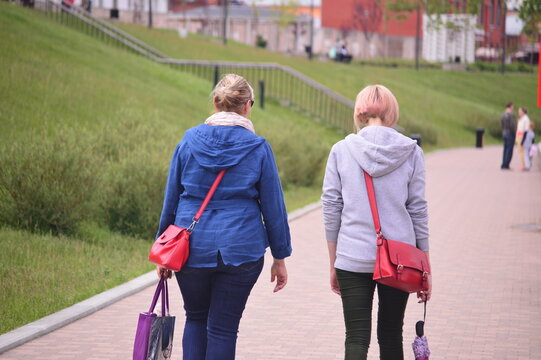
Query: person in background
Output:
[[329, 46, 337, 60], [322, 85, 431, 360], [156, 74, 291, 360], [340, 45, 349, 57], [500, 102, 516, 170], [521, 121, 536, 171], [516, 107, 531, 171]]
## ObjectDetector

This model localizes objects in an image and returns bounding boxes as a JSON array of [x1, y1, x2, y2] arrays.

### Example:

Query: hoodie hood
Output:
[[185, 123, 266, 172], [344, 126, 417, 177]]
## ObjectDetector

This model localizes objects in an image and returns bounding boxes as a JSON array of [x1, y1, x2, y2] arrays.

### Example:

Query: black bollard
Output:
[[258, 80, 265, 110], [475, 128, 484, 148], [213, 66, 219, 88], [410, 133, 422, 147]]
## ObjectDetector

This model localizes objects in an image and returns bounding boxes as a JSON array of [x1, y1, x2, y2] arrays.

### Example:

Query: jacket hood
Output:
[[344, 126, 417, 177], [185, 123, 266, 172]]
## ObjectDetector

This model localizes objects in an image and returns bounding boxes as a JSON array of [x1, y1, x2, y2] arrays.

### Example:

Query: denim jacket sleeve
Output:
[[257, 142, 292, 259], [156, 143, 184, 238]]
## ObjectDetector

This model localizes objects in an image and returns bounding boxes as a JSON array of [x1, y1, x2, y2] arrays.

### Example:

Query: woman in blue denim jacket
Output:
[[156, 74, 292, 360]]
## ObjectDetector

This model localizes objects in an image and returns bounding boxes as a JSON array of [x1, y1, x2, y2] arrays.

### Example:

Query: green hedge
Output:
[[0, 131, 99, 235], [467, 61, 535, 73], [0, 116, 334, 238]]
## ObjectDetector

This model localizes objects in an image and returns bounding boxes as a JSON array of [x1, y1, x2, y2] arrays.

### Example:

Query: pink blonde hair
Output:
[[354, 85, 399, 129]]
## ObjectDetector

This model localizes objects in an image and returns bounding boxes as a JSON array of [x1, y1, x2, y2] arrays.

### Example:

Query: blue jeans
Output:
[[175, 254, 264, 360], [501, 135, 515, 169]]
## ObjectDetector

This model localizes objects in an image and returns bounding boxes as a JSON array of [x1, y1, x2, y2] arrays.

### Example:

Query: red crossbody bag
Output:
[[363, 171, 430, 293], [148, 170, 226, 271]]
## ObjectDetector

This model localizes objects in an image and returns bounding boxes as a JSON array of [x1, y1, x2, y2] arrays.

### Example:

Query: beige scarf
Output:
[[204, 112, 256, 134]]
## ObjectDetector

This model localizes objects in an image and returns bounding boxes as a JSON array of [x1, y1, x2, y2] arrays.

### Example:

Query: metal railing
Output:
[[34, 0, 355, 133], [37, 0, 164, 60], [159, 59, 355, 132], [67, 4, 166, 59]]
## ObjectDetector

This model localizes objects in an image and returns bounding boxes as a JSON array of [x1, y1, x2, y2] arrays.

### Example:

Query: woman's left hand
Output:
[[271, 259, 288, 293]]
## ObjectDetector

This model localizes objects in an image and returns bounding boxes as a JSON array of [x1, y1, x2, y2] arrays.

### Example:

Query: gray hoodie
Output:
[[321, 126, 429, 273]]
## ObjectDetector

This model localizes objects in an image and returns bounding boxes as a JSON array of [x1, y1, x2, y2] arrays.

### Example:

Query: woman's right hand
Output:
[[417, 274, 432, 303], [271, 259, 288, 293], [417, 251, 432, 303], [156, 265, 172, 279], [330, 268, 341, 295]]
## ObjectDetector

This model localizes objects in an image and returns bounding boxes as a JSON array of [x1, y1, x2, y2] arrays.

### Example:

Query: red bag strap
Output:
[[190, 169, 226, 226], [363, 171, 382, 236]]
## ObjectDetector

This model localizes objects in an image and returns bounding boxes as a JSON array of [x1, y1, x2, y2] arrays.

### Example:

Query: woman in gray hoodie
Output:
[[322, 85, 432, 360]]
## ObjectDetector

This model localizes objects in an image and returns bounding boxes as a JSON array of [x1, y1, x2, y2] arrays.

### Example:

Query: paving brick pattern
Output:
[[1, 146, 540, 360]]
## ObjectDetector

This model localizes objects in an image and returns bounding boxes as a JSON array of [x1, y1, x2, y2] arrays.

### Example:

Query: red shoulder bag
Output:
[[363, 171, 430, 293], [148, 170, 226, 271]]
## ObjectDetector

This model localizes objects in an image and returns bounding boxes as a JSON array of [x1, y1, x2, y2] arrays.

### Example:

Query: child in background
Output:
[[522, 121, 536, 171]]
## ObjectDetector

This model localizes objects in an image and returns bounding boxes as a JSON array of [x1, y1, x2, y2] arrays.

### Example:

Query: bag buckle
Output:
[[376, 231, 384, 246], [422, 271, 429, 280], [397, 264, 404, 273], [187, 218, 199, 233]]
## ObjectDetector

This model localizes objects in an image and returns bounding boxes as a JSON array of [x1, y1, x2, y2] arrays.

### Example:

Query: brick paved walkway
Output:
[[1, 145, 540, 360]]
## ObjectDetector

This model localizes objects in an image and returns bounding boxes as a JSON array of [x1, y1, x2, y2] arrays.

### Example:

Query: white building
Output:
[[422, 14, 476, 64], [91, 0, 170, 27], [167, 5, 316, 54]]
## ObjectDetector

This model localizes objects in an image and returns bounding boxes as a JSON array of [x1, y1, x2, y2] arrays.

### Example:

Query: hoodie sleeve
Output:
[[406, 147, 429, 251], [321, 144, 343, 243], [156, 143, 185, 238], [258, 142, 292, 260]]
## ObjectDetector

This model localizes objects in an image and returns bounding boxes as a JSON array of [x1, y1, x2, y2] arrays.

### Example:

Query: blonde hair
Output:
[[212, 74, 254, 114], [354, 85, 399, 129]]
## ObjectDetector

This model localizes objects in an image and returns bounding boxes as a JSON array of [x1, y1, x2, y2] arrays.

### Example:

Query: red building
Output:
[[476, 0, 505, 49], [321, 0, 422, 59], [322, 0, 421, 38], [169, 0, 220, 13]]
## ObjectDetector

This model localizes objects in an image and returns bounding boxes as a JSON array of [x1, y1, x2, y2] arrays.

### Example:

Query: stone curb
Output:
[[0, 202, 321, 354], [0, 271, 159, 354], [288, 201, 321, 222]]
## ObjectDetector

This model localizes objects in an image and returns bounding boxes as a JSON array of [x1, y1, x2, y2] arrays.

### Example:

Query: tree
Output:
[[518, 0, 541, 67], [148, 0, 152, 28], [518, 0, 541, 24], [250, 0, 261, 45], [274, 0, 298, 52], [222, 0, 228, 45], [353, 0, 383, 57], [133, 0, 144, 24]]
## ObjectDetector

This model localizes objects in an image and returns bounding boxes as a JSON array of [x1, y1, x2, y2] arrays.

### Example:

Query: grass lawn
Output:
[[0, 3, 341, 334], [0, 226, 154, 334], [117, 23, 540, 150]]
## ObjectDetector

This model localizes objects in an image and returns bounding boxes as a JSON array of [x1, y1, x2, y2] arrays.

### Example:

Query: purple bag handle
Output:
[[161, 279, 170, 317], [165, 279, 170, 316], [148, 276, 171, 316], [148, 277, 165, 314]]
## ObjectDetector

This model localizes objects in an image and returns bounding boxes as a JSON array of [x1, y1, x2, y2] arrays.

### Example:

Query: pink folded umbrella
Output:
[[412, 303, 430, 360]]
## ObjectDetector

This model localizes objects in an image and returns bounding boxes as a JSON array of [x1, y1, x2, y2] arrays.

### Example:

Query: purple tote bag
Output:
[[147, 280, 175, 360], [133, 277, 172, 360]]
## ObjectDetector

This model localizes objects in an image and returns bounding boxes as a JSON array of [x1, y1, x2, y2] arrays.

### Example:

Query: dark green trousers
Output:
[[335, 269, 409, 360]]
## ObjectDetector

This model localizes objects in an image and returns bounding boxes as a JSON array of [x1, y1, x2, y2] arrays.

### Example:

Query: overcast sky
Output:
[[246, 0, 321, 6]]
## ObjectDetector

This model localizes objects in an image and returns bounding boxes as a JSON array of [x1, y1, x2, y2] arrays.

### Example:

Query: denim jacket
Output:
[[157, 124, 292, 267]]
